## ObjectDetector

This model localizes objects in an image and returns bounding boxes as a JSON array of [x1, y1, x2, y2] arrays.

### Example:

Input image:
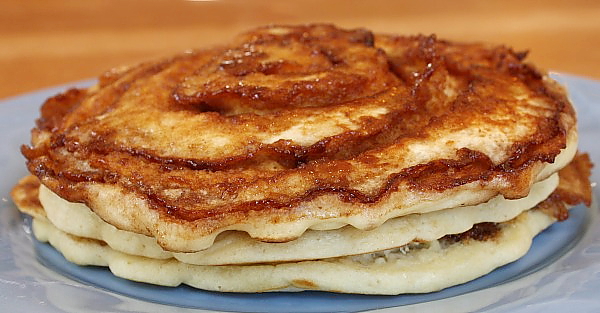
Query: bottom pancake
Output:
[[30, 207, 556, 294]]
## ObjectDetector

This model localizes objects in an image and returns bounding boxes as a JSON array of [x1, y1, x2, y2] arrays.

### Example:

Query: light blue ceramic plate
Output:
[[1, 73, 599, 313]]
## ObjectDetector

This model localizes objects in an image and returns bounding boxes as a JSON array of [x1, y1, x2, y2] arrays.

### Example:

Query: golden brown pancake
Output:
[[21, 24, 579, 255]]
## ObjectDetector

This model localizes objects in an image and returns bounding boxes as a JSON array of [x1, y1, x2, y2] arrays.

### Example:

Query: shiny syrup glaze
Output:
[[22, 24, 577, 234]]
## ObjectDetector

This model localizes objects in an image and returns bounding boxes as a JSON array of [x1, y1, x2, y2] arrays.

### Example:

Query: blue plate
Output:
[[1, 73, 599, 313]]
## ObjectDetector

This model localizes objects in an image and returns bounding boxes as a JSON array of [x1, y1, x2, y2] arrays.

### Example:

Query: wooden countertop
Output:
[[2, 0, 600, 100]]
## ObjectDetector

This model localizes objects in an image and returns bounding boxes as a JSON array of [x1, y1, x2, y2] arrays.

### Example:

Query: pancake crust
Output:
[[22, 24, 579, 252]]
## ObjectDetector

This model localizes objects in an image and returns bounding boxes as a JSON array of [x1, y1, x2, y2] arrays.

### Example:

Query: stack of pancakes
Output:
[[12, 24, 592, 295]]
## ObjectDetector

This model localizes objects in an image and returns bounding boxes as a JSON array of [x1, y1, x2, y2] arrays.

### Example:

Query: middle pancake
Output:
[[38, 174, 558, 265]]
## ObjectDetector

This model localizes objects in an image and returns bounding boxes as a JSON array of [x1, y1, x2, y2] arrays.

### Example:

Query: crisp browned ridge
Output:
[[22, 24, 577, 246]]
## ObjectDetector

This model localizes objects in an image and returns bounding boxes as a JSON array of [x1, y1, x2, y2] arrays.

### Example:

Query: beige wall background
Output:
[[2, 0, 599, 99]]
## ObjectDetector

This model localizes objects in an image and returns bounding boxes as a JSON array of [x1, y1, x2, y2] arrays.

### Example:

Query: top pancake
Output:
[[22, 24, 578, 252]]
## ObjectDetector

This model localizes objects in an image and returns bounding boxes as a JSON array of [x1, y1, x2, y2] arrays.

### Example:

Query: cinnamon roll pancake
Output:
[[13, 24, 592, 294]]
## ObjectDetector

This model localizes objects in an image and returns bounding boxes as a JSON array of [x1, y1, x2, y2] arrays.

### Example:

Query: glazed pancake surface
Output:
[[22, 24, 578, 252]]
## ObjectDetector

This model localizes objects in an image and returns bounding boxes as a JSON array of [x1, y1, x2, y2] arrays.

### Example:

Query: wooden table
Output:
[[2, 0, 600, 100]]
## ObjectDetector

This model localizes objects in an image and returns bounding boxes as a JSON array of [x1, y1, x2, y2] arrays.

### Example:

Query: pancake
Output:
[[13, 24, 594, 295], [18, 153, 592, 294], [32, 173, 558, 265], [21, 24, 578, 253], [28, 207, 559, 294]]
